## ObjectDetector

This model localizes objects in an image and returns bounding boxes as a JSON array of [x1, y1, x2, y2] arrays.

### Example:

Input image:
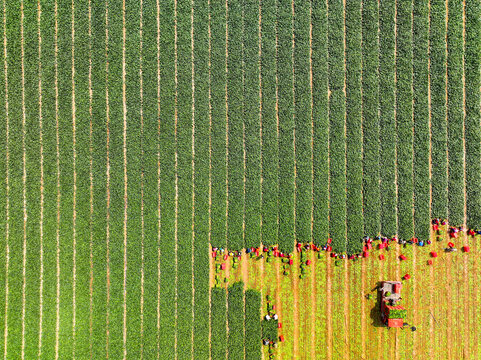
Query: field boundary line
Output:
[[122, 0, 128, 357], [71, 0, 78, 356], [105, 1, 111, 356], [2, 0, 9, 356], [37, 0, 44, 356], [54, 0, 61, 357], [173, 0, 179, 357], [190, 0, 196, 357], [88, 0, 94, 356], [139, 0, 145, 357], [20, 1, 27, 358]]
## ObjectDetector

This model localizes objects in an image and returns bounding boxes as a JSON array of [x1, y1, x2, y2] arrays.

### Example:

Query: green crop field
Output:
[[0, 0, 480, 359]]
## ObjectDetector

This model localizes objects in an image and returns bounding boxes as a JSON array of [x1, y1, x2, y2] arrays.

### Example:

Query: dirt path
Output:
[[88, 0, 94, 355], [54, 1, 61, 358], [37, 0, 44, 356], [71, 1, 78, 355], [20, 2, 27, 358], [2, 0, 9, 356]]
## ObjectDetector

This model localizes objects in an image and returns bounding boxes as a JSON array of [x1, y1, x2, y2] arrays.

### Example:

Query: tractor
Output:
[[379, 281, 407, 328]]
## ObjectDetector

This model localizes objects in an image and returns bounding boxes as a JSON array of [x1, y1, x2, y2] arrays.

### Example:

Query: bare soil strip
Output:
[[20, 2, 27, 358], [71, 1, 78, 355], [37, 0, 44, 356], [105, 2, 111, 356], [88, 0, 94, 354], [2, 0, 9, 356], [54, 1, 61, 357], [121, 0, 128, 357]]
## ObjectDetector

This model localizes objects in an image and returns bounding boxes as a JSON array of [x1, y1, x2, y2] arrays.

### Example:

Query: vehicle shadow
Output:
[[369, 281, 387, 328]]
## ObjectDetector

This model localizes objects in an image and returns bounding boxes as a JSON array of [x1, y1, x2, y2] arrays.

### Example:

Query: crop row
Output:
[[227, 0, 244, 251], [277, 0, 295, 253], [58, 0, 75, 356], [74, 0, 95, 356], [345, 0, 363, 253], [260, 0, 279, 247], [125, 1, 143, 357], [211, 288, 227, 360], [379, 0, 397, 238], [328, 0, 346, 252], [228, 282, 245, 360], [465, 0, 481, 228], [24, 0, 41, 357], [193, 0, 210, 359], [260, 0, 278, 247], [210, 0, 227, 249], [176, 0, 194, 357], [90, 0, 108, 357], [395, 0, 414, 239], [362, 0, 381, 237], [294, 0, 312, 245], [245, 290, 261, 360], [447, 0, 465, 226], [311, 0, 329, 246], [430, 0, 448, 219], [0, 5, 4, 354], [413, 0, 430, 241], [244, 0, 261, 250]]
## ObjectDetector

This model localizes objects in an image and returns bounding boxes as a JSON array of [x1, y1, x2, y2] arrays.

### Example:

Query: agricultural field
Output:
[[0, 0, 480, 359]]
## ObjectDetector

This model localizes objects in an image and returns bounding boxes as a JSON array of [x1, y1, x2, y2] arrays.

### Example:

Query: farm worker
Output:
[[265, 314, 271, 321], [433, 224, 439, 231], [273, 314, 278, 320], [441, 220, 447, 225], [468, 229, 475, 236], [433, 218, 440, 225]]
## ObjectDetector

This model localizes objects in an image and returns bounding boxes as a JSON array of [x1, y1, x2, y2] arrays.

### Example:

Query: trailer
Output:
[[379, 281, 407, 328]]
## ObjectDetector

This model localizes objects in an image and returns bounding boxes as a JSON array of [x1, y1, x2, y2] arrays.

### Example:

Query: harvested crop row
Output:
[[362, 0, 381, 237], [210, 0, 227, 249], [23, 0, 41, 357], [243, 0, 261, 250], [58, 0, 75, 356], [379, 0, 397, 238], [260, 0, 278, 247], [176, 0, 194, 356], [465, 0, 481, 229], [277, 0, 295, 253], [211, 288, 227, 359], [395, 0, 414, 239], [413, 0, 430, 241], [311, 0, 329, 246], [327, 0, 346, 252], [227, 282, 245, 360], [193, 0, 210, 358], [73, 0, 93, 356], [294, 0, 312, 246], [430, 0, 448, 219], [90, 0, 108, 357], [345, 0, 363, 253], [227, 0, 244, 252], [447, 0, 465, 226]]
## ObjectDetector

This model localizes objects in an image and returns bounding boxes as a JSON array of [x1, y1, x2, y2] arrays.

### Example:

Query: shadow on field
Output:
[[369, 282, 386, 327]]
